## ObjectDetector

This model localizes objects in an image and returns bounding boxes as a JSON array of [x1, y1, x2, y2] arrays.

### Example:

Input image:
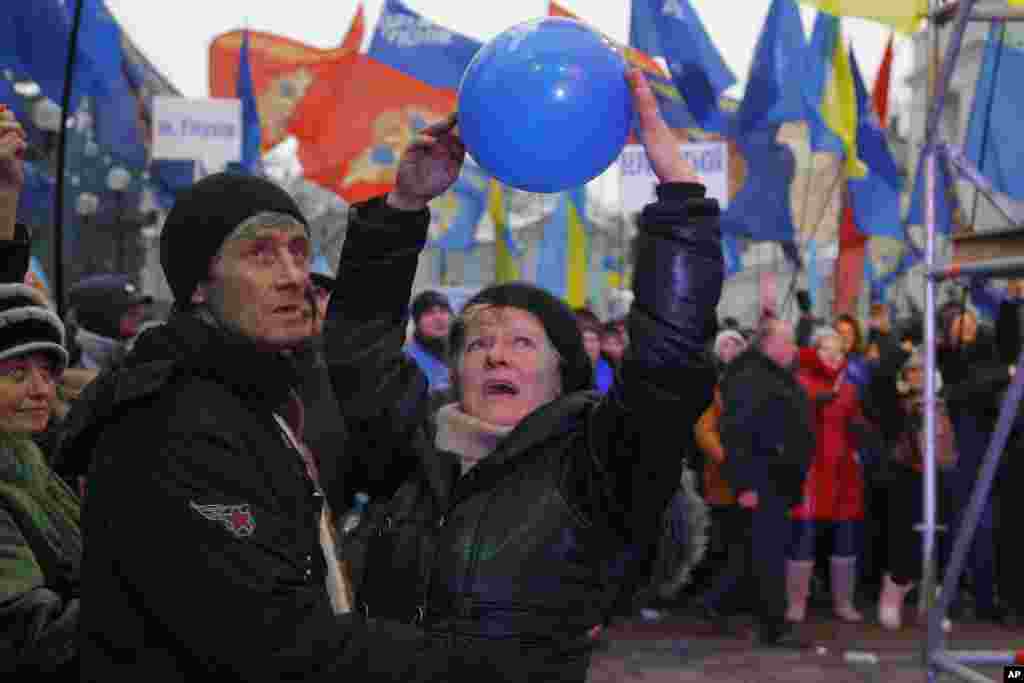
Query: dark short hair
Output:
[[449, 283, 592, 394]]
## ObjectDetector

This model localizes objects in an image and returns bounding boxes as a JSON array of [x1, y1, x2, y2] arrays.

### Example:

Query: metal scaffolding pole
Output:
[[915, 2, 1024, 682], [918, 0, 979, 679]]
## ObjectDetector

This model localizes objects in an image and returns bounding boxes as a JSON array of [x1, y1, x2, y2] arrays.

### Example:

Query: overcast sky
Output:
[[104, 0, 916, 107]]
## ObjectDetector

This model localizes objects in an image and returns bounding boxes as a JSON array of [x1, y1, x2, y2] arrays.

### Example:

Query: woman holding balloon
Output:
[[326, 18, 724, 681]]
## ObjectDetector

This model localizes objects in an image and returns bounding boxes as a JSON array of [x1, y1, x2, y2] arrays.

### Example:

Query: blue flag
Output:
[[237, 30, 262, 174], [430, 164, 489, 251], [629, 0, 736, 133], [368, 0, 482, 91], [847, 48, 902, 237], [721, 124, 800, 260], [964, 23, 1024, 201], [76, 0, 150, 169], [722, 232, 743, 279], [735, 0, 812, 136], [2, 2, 73, 104]]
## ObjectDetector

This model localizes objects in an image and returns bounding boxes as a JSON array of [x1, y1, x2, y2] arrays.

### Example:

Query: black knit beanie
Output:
[[160, 172, 308, 305], [449, 282, 593, 394], [411, 290, 452, 323]]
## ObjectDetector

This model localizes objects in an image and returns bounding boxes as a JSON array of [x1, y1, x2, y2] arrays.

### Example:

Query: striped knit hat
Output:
[[0, 283, 68, 372]]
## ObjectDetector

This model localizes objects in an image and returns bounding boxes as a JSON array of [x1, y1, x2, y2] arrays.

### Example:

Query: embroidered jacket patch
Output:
[[190, 502, 256, 538]]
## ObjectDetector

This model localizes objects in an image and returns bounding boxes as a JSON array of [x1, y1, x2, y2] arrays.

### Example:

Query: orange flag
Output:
[[293, 55, 456, 204], [208, 4, 365, 151], [834, 200, 868, 317]]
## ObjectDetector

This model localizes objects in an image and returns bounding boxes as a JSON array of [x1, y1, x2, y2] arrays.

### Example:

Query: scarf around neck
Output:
[[0, 432, 82, 596], [434, 403, 514, 474]]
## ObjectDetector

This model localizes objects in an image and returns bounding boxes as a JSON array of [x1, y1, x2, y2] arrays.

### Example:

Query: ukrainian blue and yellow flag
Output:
[[537, 187, 590, 308], [806, 12, 867, 180], [489, 180, 521, 283]]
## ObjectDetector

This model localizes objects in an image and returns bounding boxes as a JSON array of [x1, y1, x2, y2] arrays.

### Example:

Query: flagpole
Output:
[[53, 0, 87, 318]]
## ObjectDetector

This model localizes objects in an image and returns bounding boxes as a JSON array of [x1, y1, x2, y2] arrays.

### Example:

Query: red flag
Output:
[[208, 4, 364, 151], [833, 200, 868, 316], [872, 35, 894, 125], [292, 55, 456, 204], [339, 2, 366, 53]]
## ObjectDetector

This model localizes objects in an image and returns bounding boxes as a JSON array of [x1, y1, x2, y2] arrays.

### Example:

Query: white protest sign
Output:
[[619, 142, 729, 215], [151, 97, 242, 170]]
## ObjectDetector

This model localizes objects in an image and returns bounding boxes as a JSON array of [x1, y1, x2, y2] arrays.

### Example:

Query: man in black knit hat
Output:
[[66, 274, 153, 372], [59, 115, 470, 682], [404, 289, 454, 393]]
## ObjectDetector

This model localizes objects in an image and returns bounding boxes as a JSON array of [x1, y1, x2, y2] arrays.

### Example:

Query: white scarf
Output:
[[434, 403, 514, 474]]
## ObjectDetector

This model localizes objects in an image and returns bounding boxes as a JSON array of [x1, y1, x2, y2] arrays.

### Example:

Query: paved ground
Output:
[[587, 606, 1024, 682]]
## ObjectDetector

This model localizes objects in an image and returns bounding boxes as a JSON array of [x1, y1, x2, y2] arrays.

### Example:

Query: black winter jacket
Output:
[[718, 349, 814, 506], [60, 313, 431, 682], [0, 223, 31, 283], [324, 184, 723, 681]]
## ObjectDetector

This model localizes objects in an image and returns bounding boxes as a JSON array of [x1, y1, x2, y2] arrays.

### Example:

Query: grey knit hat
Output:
[[0, 284, 68, 372]]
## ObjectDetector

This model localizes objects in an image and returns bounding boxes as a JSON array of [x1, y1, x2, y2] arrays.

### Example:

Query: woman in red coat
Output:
[[785, 328, 867, 624]]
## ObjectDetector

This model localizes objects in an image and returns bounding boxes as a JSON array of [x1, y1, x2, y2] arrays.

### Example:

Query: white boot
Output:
[[878, 573, 914, 630], [785, 560, 814, 623], [830, 556, 864, 622]]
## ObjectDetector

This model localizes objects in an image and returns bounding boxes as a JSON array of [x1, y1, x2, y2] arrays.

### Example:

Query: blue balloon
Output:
[[457, 18, 633, 193]]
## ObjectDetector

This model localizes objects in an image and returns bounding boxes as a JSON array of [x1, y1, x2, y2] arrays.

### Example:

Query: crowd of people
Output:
[[0, 61, 1020, 682], [686, 290, 1024, 641], [0, 71, 725, 681]]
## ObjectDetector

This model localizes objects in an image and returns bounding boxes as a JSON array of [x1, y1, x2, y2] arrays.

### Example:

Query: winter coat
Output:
[[866, 343, 957, 474], [938, 300, 1020, 483], [718, 349, 814, 507], [325, 185, 723, 682], [58, 311, 431, 683], [0, 223, 31, 283], [792, 348, 865, 521], [694, 386, 735, 506], [0, 435, 81, 682]]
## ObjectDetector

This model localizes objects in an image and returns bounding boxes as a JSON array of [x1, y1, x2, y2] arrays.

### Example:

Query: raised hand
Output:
[[626, 68, 699, 185], [387, 114, 465, 212], [0, 105, 27, 194]]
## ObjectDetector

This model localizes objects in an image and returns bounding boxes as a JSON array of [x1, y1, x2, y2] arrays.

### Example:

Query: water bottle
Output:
[[340, 492, 370, 537]]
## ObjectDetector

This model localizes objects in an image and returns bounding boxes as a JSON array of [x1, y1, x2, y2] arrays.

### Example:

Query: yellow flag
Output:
[[565, 196, 588, 308], [799, 0, 927, 34], [489, 180, 519, 283]]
